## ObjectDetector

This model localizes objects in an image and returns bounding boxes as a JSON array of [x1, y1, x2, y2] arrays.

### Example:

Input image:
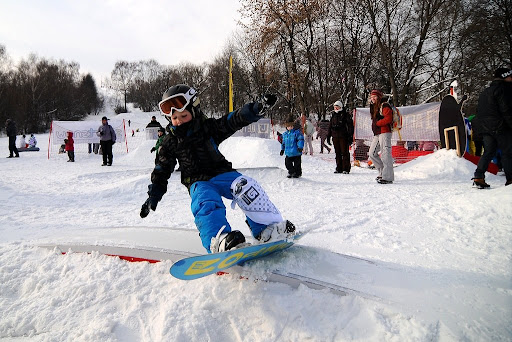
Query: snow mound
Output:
[[119, 140, 158, 167], [397, 149, 474, 181], [119, 136, 283, 169], [220, 137, 282, 168]]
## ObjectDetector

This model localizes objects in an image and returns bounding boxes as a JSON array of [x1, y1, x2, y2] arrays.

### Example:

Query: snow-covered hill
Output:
[[0, 130, 510, 341]]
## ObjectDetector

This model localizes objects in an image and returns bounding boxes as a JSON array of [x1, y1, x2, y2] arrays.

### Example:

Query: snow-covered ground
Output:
[[1, 111, 511, 341]]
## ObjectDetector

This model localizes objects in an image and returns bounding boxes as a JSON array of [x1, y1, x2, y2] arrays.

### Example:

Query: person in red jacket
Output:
[[64, 131, 75, 162], [368, 89, 394, 184]]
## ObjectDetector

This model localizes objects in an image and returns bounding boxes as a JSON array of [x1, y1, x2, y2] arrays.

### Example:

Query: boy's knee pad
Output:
[[230, 175, 282, 225]]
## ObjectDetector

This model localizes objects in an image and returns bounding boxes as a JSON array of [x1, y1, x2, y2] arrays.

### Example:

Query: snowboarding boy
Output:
[[280, 115, 305, 178], [140, 84, 295, 253]]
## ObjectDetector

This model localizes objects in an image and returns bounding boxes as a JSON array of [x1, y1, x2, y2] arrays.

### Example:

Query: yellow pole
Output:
[[229, 56, 233, 112]]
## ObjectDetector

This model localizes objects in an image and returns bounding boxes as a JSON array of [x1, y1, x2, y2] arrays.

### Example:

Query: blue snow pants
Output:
[[190, 171, 267, 252]]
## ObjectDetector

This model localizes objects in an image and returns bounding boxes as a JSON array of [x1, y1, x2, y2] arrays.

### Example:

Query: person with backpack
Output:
[[303, 116, 316, 155], [327, 101, 354, 174], [368, 89, 394, 184]]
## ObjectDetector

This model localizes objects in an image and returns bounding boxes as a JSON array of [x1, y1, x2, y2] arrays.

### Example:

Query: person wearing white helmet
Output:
[[140, 84, 296, 253]]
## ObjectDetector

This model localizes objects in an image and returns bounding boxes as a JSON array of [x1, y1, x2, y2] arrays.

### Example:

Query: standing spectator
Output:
[[28, 134, 37, 148], [128, 119, 131, 127], [64, 131, 75, 162], [316, 118, 332, 154], [280, 115, 304, 178], [97, 116, 116, 166], [472, 68, 512, 188], [327, 101, 354, 174], [146, 115, 163, 128], [18, 134, 27, 149], [150, 127, 166, 163], [303, 116, 315, 155], [368, 89, 395, 184], [5, 119, 19, 158]]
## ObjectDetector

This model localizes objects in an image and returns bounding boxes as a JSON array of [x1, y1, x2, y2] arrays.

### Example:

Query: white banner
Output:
[[232, 119, 272, 139], [354, 102, 441, 142], [50, 120, 126, 145]]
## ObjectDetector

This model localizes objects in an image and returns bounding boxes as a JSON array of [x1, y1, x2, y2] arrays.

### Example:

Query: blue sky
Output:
[[0, 0, 242, 81]]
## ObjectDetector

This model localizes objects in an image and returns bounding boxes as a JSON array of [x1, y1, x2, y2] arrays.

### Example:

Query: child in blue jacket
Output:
[[280, 116, 305, 178]]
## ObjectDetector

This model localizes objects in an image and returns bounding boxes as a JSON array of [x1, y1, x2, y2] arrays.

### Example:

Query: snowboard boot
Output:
[[257, 220, 296, 243], [211, 230, 246, 253], [472, 178, 490, 189]]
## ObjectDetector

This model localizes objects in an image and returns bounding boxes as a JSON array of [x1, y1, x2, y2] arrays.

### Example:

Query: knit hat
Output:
[[333, 100, 343, 108], [370, 89, 383, 98], [494, 67, 512, 79], [285, 115, 295, 126], [101, 116, 109, 121]]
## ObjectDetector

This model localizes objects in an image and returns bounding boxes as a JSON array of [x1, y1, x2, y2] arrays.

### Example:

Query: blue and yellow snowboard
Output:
[[170, 233, 304, 280]]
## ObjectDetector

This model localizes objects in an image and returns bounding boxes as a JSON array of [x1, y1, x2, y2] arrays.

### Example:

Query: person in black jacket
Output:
[[327, 101, 354, 174], [472, 68, 512, 188], [146, 116, 163, 128], [5, 119, 19, 158], [139, 84, 295, 253]]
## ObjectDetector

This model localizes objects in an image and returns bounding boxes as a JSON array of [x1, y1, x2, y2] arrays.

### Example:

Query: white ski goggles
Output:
[[158, 89, 197, 116]]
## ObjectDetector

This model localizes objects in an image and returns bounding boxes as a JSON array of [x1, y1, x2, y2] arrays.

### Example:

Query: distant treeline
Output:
[[0, 50, 102, 133], [1, 0, 510, 133]]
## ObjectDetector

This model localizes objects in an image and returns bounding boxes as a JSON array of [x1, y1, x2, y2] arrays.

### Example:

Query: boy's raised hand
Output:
[[257, 94, 278, 116]]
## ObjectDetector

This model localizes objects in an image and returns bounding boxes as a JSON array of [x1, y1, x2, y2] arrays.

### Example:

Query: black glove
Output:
[[150, 147, 156, 153], [140, 198, 158, 218], [280, 150, 284, 156], [140, 184, 165, 218], [298, 148, 303, 153], [262, 93, 277, 107], [100, 131, 104, 136], [257, 94, 278, 116]]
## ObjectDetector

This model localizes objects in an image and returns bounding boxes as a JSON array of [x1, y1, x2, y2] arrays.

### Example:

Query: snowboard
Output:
[[170, 233, 305, 280]]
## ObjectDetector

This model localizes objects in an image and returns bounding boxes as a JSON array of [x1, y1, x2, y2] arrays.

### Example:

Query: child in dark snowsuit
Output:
[[150, 127, 166, 164], [140, 85, 295, 253]]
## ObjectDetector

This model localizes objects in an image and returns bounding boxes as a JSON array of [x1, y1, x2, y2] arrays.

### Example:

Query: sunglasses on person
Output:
[[158, 89, 197, 115]]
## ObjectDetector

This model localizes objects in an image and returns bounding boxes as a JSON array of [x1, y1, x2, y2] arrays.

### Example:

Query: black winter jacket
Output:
[[6, 121, 17, 137], [327, 109, 354, 141], [474, 80, 512, 135], [150, 103, 263, 196]]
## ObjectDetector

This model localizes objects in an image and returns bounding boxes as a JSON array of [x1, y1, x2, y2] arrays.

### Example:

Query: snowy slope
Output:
[[0, 114, 511, 341]]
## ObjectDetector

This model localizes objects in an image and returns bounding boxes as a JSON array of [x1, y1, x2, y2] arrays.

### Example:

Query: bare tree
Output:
[[111, 61, 139, 112]]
